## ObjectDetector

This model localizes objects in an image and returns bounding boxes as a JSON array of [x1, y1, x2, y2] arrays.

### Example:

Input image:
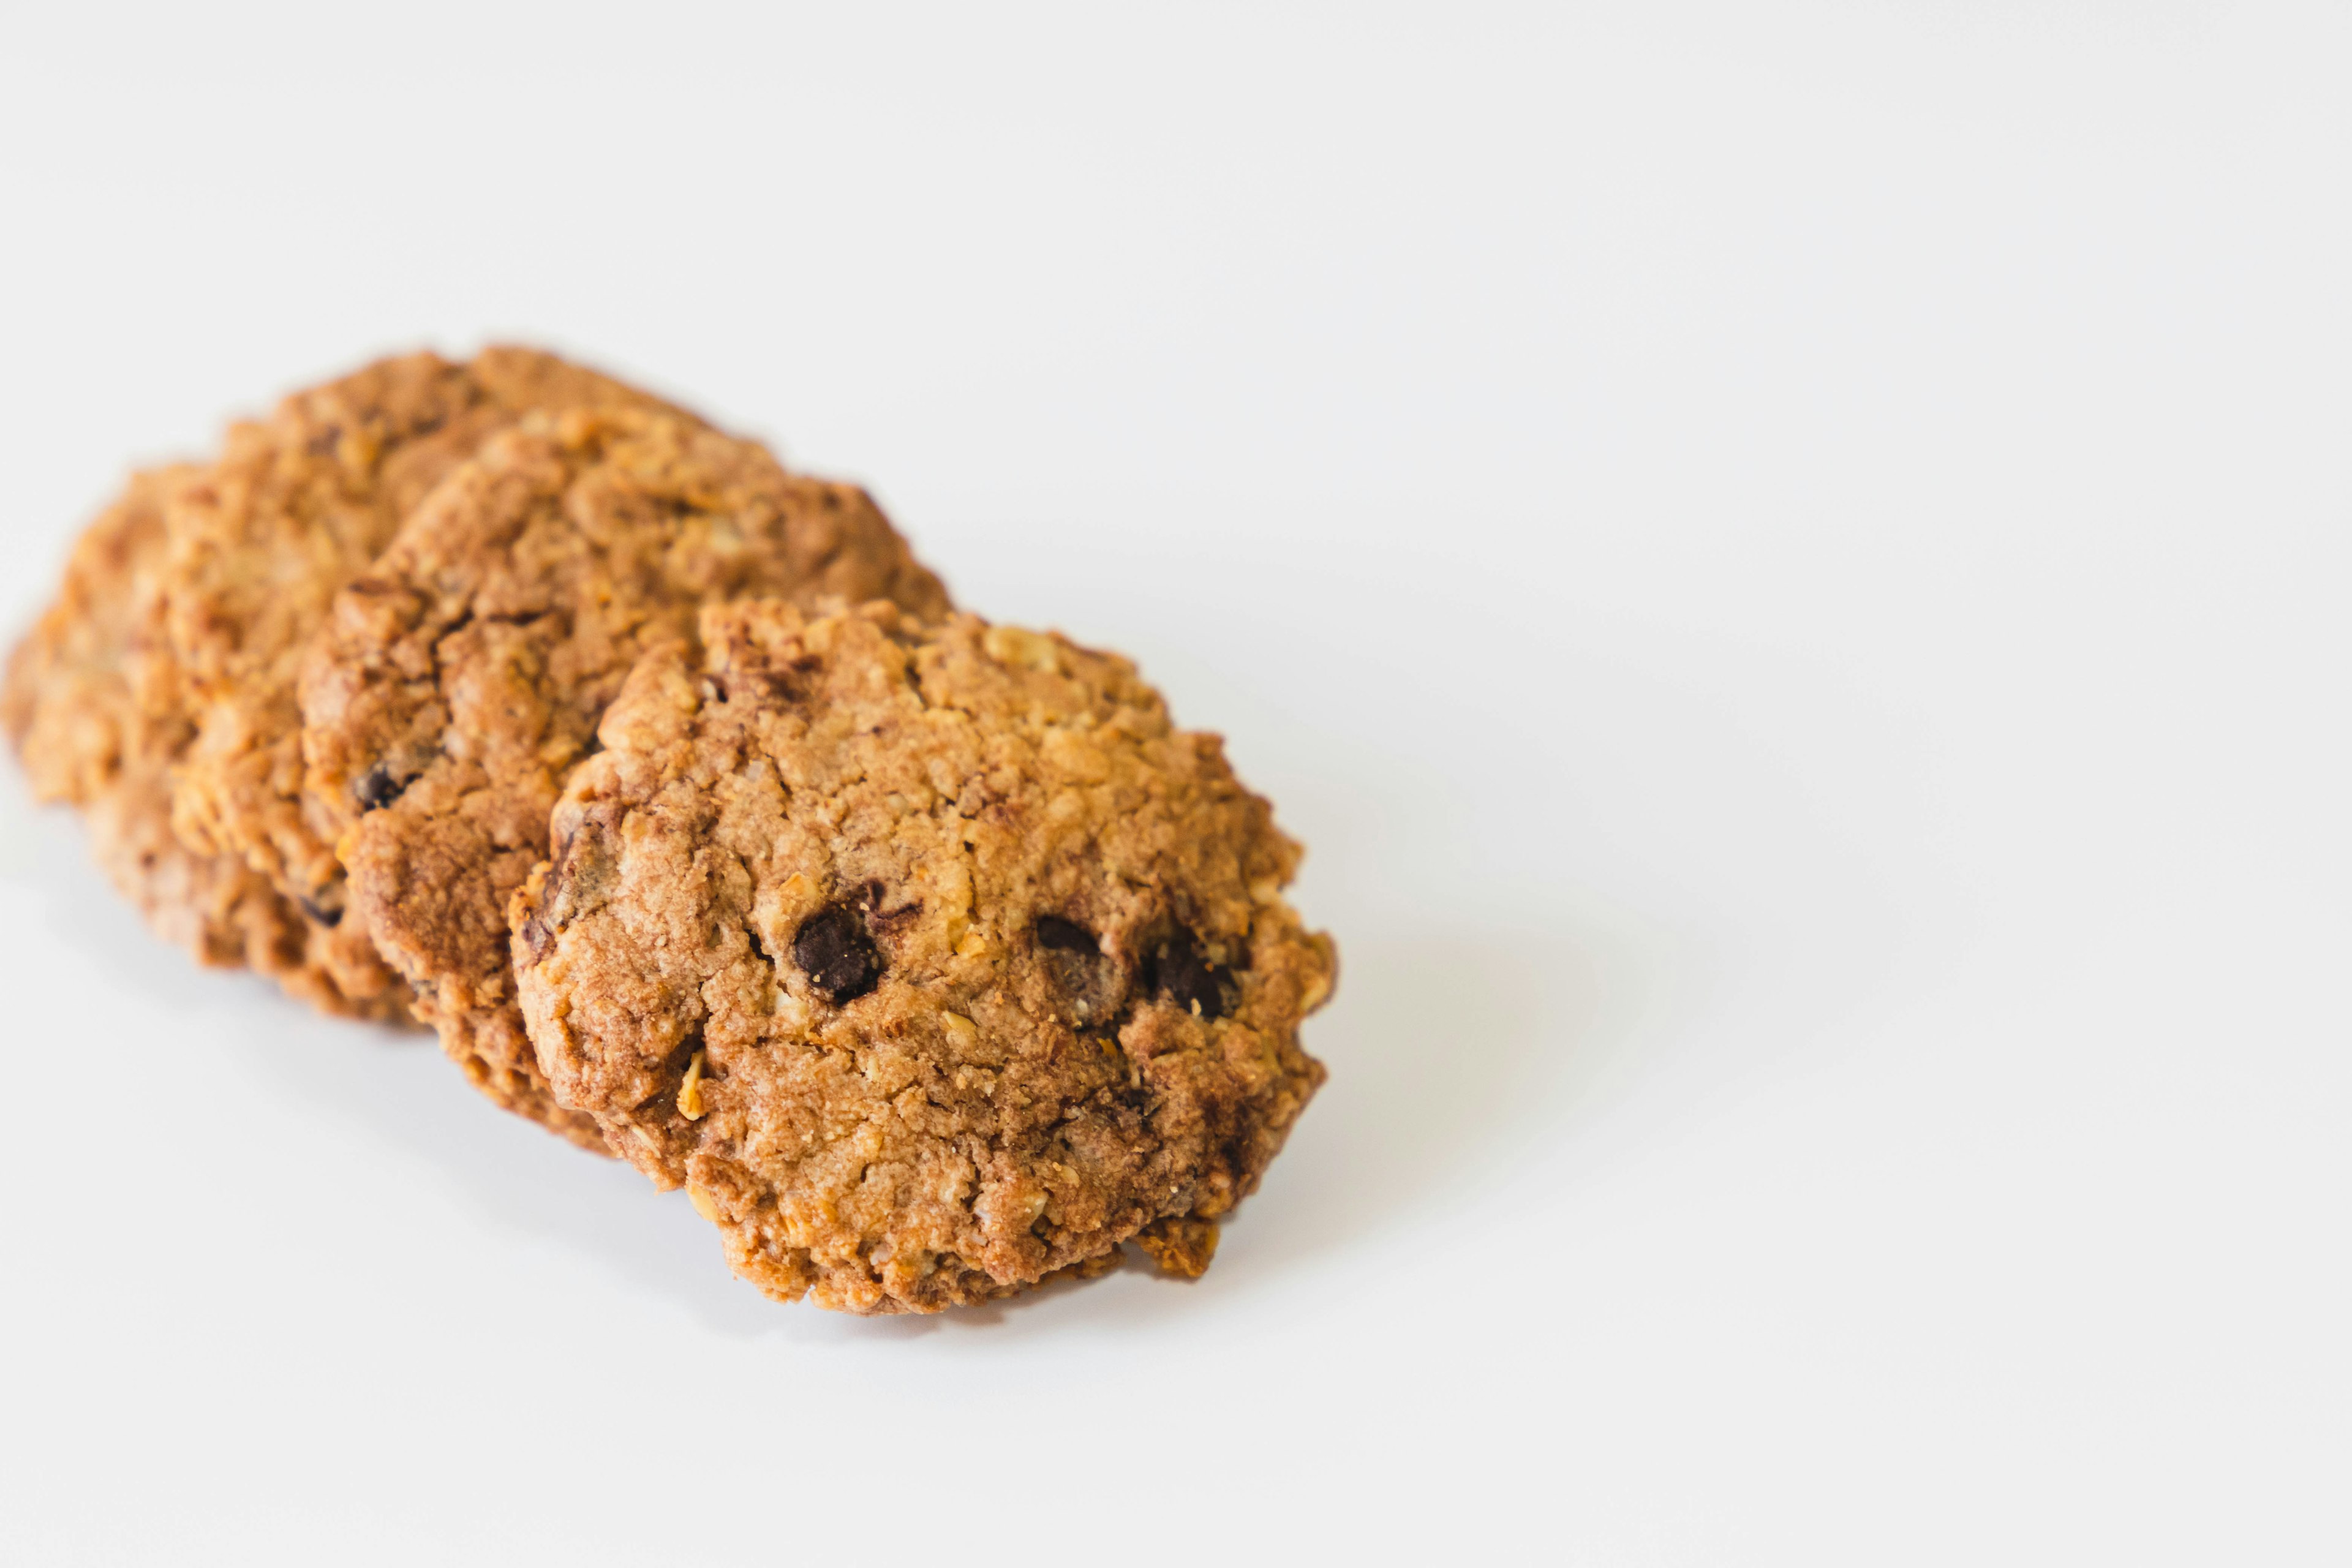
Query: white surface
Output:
[[2, 5, 2347, 1563]]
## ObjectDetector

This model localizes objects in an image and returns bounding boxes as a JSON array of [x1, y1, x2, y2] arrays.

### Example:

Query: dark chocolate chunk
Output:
[[353, 762, 406, 812], [1035, 916, 1122, 1023], [793, 903, 883, 1003], [294, 894, 344, 929], [1034, 915, 1097, 954], [1150, 927, 1229, 1020]]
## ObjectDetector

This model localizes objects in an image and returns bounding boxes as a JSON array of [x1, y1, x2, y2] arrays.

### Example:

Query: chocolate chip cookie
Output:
[[162, 347, 694, 1016], [2, 469, 401, 1014], [510, 600, 1334, 1312], [301, 409, 951, 1149]]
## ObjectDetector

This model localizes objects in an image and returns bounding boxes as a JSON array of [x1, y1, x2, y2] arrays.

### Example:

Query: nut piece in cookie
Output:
[[301, 409, 951, 1150], [511, 601, 1336, 1313]]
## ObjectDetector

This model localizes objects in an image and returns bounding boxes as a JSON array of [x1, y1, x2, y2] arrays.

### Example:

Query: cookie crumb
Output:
[[687, 1183, 721, 1222], [982, 624, 1061, 673], [1136, 1216, 1220, 1279], [679, 1049, 707, 1120]]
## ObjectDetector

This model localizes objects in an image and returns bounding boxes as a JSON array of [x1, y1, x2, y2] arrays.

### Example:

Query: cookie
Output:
[[510, 601, 1335, 1313], [162, 346, 692, 1015], [2, 469, 403, 1015], [300, 409, 952, 1150], [4, 469, 195, 809]]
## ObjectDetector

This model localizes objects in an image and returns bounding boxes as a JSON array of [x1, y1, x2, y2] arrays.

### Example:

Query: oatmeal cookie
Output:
[[301, 410, 951, 1149], [2, 470, 401, 1015], [162, 346, 692, 1014], [510, 601, 1334, 1313], [5, 469, 195, 809]]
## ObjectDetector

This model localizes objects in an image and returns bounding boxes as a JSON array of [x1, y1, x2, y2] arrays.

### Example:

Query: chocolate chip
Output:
[[1034, 915, 1097, 954], [1035, 915, 1123, 1024], [793, 903, 882, 1003], [354, 763, 406, 812], [1148, 927, 1229, 1020]]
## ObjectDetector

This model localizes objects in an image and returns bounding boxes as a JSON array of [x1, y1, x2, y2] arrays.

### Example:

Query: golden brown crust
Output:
[[161, 347, 693, 1019], [511, 602, 1333, 1313], [3, 471, 406, 1016], [301, 410, 952, 1149]]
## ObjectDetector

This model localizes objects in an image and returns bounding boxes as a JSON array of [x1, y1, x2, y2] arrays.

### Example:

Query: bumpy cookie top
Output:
[[165, 347, 692, 922], [3, 470, 401, 1017], [302, 409, 951, 1148], [511, 600, 1335, 1313]]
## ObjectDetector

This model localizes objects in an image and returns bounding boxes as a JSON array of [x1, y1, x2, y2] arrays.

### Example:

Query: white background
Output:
[[1, 4, 2346, 1563]]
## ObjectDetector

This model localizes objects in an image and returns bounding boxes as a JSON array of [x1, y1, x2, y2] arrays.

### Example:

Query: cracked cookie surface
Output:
[[162, 346, 693, 1015], [510, 601, 1334, 1313], [2, 469, 401, 1014], [301, 410, 951, 1149]]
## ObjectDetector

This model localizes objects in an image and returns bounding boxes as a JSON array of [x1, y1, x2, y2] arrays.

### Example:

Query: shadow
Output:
[[7, 778, 1692, 1340], [238, 1000, 800, 1340], [0, 794, 316, 1020], [0, 785, 792, 1335], [1235, 911, 1687, 1275], [251, 1014, 1265, 1343], [755, 907, 1699, 1343]]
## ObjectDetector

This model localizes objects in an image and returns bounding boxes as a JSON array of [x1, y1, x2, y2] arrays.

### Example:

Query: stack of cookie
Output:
[[2, 349, 1336, 1313]]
